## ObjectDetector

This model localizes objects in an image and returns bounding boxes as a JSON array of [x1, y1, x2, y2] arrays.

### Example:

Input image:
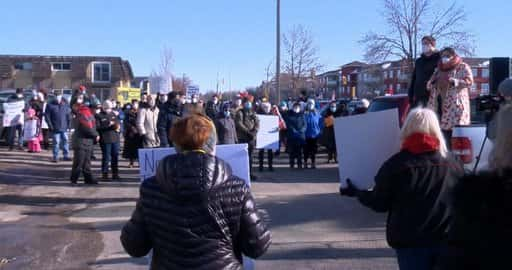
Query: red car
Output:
[[367, 94, 411, 127]]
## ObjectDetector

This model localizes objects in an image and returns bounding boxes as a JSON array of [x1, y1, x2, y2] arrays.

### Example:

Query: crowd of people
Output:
[[2, 85, 370, 184]]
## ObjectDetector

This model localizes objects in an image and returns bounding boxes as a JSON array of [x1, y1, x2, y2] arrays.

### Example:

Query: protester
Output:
[[157, 91, 183, 147], [156, 92, 168, 110], [140, 93, 149, 108], [304, 99, 322, 169], [122, 100, 143, 168], [257, 100, 274, 172], [409, 35, 441, 107], [6, 88, 25, 151], [445, 104, 512, 270], [70, 94, 100, 185], [285, 102, 306, 169], [24, 107, 42, 153], [235, 98, 260, 178], [39, 91, 50, 150], [137, 95, 160, 148], [427, 47, 473, 147], [320, 101, 343, 163], [45, 92, 71, 162], [96, 100, 121, 180], [120, 114, 271, 269], [339, 108, 464, 270], [215, 103, 238, 145], [276, 101, 288, 155], [205, 94, 221, 120]]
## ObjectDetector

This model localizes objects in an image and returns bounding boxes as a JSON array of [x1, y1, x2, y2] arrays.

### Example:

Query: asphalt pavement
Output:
[[0, 145, 398, 270]]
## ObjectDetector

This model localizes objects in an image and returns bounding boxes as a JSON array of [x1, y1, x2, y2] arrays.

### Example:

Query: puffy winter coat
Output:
[[304, 110, 322, 139], [234, 109, 259, 145], [284, 111, 306, 144], [121, 152, 271, 269], [71, 105, 99, 149], [137, 107, 160, 148], [355, 150, 464, 249], [96, 111, 121, 144]]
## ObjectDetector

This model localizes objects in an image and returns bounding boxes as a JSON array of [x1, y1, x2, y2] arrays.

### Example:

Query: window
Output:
[[14, 62, 32, 70], [92, 62, 111, 83], [52, 62, 71, 71], [397, 70, 401, 78], [482, 68, 489, 78], [471, 68, 478, 77], [481, 83, 490, 95]]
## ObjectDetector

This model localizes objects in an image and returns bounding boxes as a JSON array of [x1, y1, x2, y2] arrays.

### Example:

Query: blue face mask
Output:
[[223, 110, 230, 117], [244, 103, 252, 110], [330, 106, 337, 112]]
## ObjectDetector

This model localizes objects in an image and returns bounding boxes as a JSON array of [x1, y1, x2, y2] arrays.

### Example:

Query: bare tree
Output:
[[283, 25, 322, 94], [360, 0, 475, 66], [158, 45, 174, 77]]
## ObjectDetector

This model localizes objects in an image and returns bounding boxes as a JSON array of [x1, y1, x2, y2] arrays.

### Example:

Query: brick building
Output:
[[0, 55, 134, 101], [340, 61, 367, 98]]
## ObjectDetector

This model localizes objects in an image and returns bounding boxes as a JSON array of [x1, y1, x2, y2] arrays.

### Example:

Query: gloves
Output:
[[339, 179, 358, 197]]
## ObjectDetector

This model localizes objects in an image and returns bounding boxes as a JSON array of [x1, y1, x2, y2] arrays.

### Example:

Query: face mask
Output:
[[148, 101, 156, 107], [160, 96, 168, 103], [293, 107, 301, 113], [56, 95, 63, 103], [442, 56, 451, 64], [181, 99, 187, 104], [132, 103, 139, 110], [223, 110, 230, 117], [422, 44, 433, 54], [105, 108, 113, 113], [244, 103, 252, 110], [192, 98, 198, 103], [95, 109, 101, 114], [308, 104, 315, 110], [280, 106, 287, 111], [76, 98, 84, 104], [213, 99, 219, 105], [235, 100, 242, 107], [330, 106, 337, 112], [126, 105, 132, 110]]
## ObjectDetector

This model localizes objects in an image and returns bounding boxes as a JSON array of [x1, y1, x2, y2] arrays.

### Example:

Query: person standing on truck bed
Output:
[[408, 36, 441, 107], [427, 47, 473, 148]]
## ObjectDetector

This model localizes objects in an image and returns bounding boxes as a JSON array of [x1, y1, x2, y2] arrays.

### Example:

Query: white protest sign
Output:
[[256, 115, 279, 150], [138, 143, 251, 186], [3, 101, 25, 127], [335, 109, 401, 189], [137, 144, 254, 270], [23, 119, 38, 141]]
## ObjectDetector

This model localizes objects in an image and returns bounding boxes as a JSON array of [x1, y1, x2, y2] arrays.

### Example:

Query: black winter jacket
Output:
[[234, 109, 259, 145], [157, 101, 182, 147], [443, 169, 512, 270], [355, 150, 464, 248], [96, 111, 121, 144], [121, 152, 271, 269], [215, 114, 238, 145], [408, 52, 441, 105]]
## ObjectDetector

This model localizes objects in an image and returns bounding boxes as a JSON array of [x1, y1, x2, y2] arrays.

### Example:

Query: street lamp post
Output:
[[276, 0, 281, 103]]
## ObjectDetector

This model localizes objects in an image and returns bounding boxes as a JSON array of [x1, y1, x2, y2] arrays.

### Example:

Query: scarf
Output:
[[436, 55, 462, 94], [401, 133, 440, 154]]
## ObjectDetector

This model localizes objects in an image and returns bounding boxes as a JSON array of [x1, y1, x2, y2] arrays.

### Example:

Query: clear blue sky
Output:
[[1, 0, 510, 92]]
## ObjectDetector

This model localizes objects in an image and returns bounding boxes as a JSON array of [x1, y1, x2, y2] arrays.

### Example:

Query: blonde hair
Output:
[[400, 107, 448, 157], [489, 104, 512, 171]]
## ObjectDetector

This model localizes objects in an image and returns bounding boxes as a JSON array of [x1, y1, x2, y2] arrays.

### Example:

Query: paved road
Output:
[[0, 146, 398, 270]]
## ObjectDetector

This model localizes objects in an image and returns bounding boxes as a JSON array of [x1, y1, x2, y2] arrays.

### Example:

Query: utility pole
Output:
[[276, 0, 281, 103]]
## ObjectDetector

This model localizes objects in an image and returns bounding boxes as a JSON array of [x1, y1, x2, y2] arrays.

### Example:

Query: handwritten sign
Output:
[[3, 101, 25, 127], [256, 115, 279, 150]]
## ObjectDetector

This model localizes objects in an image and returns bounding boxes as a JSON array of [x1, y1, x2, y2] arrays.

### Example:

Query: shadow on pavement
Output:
[[261, 246, 394, 260], [0, 194, 136, 206], [88, 256, 148, 266]]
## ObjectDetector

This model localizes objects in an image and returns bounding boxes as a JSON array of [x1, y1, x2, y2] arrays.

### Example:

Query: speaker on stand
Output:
[[489, 57, 510, 95]]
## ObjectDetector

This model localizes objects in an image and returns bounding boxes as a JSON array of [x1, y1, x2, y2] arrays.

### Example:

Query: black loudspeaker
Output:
[[489, 57, 510, 94]]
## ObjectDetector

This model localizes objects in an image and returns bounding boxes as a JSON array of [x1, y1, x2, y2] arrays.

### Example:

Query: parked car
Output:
[[367, 94, 410, 127]]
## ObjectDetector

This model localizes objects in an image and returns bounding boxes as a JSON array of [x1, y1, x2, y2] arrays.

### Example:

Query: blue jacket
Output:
[[304, 110, 323, 139], [45, 100, 71, 132], [285, 111, 306, 143]]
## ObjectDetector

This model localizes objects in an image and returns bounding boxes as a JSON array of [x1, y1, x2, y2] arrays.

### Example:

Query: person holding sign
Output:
[[121, 114, 271, 269], [235, 98, 260, 178], [257, 100, 274, 172], [5, 88, 26, 151], [339, 108, 464, 270]]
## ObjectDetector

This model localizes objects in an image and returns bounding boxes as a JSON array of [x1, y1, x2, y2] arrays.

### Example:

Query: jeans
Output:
[[395, 246, 448, 270], [101, 142, 120, 175], [52, 131, 70, 159], [7, 124, 23, 147]]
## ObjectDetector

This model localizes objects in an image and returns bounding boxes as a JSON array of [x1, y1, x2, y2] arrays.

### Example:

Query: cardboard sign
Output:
[[335, 109, 401, 189], [256, 115, 280, 150], [23, 119, 38, 141], [3, 101, 25, 127]]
